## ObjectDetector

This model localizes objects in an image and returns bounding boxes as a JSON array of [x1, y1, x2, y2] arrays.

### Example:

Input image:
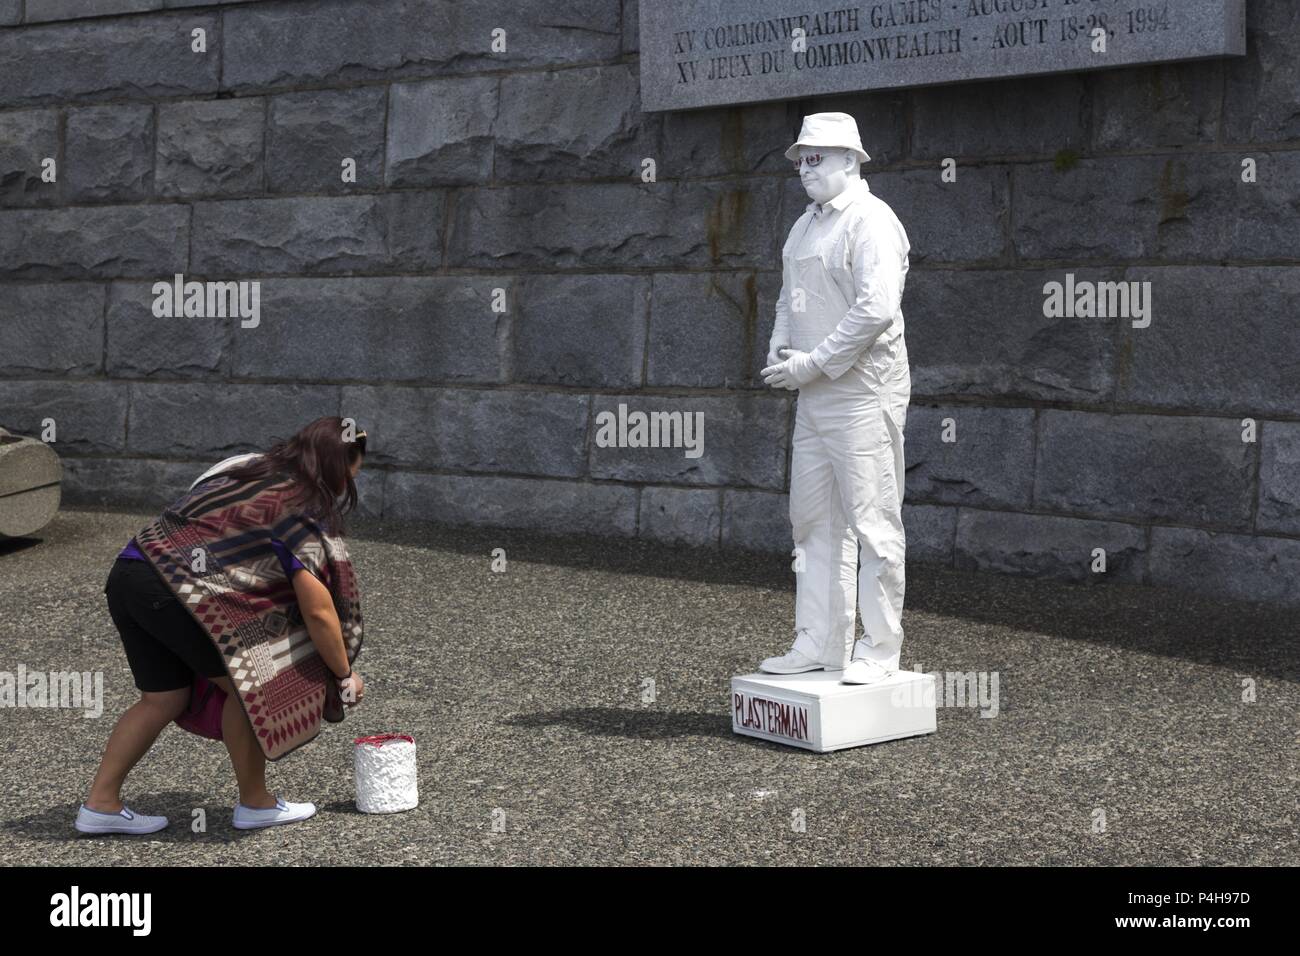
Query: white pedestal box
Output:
[[730, 670, 936, 752]]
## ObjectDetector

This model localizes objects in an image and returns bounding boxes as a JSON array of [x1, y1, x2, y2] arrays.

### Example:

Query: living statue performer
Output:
[[759, 112, 912, 686]]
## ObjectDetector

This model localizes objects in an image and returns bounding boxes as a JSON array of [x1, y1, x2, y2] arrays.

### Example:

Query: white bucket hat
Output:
[[784, 112, 870, 164]]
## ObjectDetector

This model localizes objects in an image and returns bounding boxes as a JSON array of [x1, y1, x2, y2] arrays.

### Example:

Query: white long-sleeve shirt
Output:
[[773, 176, 910, 381]]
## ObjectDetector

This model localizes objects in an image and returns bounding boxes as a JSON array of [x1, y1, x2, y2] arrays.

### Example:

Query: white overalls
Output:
[[774, 176, 911, 671]]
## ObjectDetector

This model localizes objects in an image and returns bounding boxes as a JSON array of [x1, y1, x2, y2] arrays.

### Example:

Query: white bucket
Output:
[[354, 734, 418, 813]]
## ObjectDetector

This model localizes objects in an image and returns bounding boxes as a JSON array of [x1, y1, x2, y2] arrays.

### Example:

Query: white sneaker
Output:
[[842, 658, 894, 685], [75, 804, 169, 835], [759, 647, 825, 674], [232, 796, 317, 830]]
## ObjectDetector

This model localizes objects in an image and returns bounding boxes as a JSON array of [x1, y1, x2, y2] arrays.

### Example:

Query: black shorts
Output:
[[104, 558, 227, 692]]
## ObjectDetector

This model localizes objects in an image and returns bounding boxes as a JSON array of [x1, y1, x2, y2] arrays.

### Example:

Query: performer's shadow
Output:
[[507, 708, 732, 741]]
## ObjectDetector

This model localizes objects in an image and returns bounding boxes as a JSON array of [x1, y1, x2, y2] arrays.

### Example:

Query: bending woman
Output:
[[77, 416, 367, 834]]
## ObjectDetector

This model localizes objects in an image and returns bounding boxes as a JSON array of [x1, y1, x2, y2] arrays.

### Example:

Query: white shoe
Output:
[[232, 796, 317, 830], [842, 658, 894, 685], [75, 803, 169, 835], [759, 647, 825, 674]]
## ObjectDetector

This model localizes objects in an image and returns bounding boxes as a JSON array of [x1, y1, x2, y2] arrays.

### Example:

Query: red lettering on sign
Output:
[[734, 692, 809, 741]]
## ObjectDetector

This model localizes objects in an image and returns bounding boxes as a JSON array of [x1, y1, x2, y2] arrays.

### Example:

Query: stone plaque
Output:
[[640, 0, 1246, 111]]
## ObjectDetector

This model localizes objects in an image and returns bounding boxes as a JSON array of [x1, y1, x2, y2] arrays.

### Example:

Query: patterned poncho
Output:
[[133, 474, 364, 760]]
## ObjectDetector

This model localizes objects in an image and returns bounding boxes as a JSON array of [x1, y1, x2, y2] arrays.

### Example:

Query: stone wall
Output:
[[1, 0, 1298, 607]]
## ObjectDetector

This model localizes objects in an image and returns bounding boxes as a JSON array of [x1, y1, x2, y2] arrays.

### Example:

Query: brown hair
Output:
[[223, 416, 367, 535]]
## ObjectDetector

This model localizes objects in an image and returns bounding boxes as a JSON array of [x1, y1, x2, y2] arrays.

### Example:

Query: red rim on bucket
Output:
[[354, 733, 415, 747]]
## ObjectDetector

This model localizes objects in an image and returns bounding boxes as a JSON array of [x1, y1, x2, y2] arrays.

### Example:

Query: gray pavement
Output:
[[1, 508, 1296, 866]]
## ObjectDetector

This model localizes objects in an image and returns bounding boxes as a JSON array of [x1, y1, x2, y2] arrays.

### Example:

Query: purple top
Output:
[[118, 537, 305, 577]]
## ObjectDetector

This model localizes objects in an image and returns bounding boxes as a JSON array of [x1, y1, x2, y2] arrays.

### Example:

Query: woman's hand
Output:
[[339, 672, 364, 707]]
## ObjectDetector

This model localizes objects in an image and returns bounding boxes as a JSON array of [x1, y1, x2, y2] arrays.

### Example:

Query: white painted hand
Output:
[[766, 336, 790, 368], [762, 349, 822, 390]]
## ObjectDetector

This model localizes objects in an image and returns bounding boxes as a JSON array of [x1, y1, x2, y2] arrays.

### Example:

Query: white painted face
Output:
[[795, 146, 856, 205]]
